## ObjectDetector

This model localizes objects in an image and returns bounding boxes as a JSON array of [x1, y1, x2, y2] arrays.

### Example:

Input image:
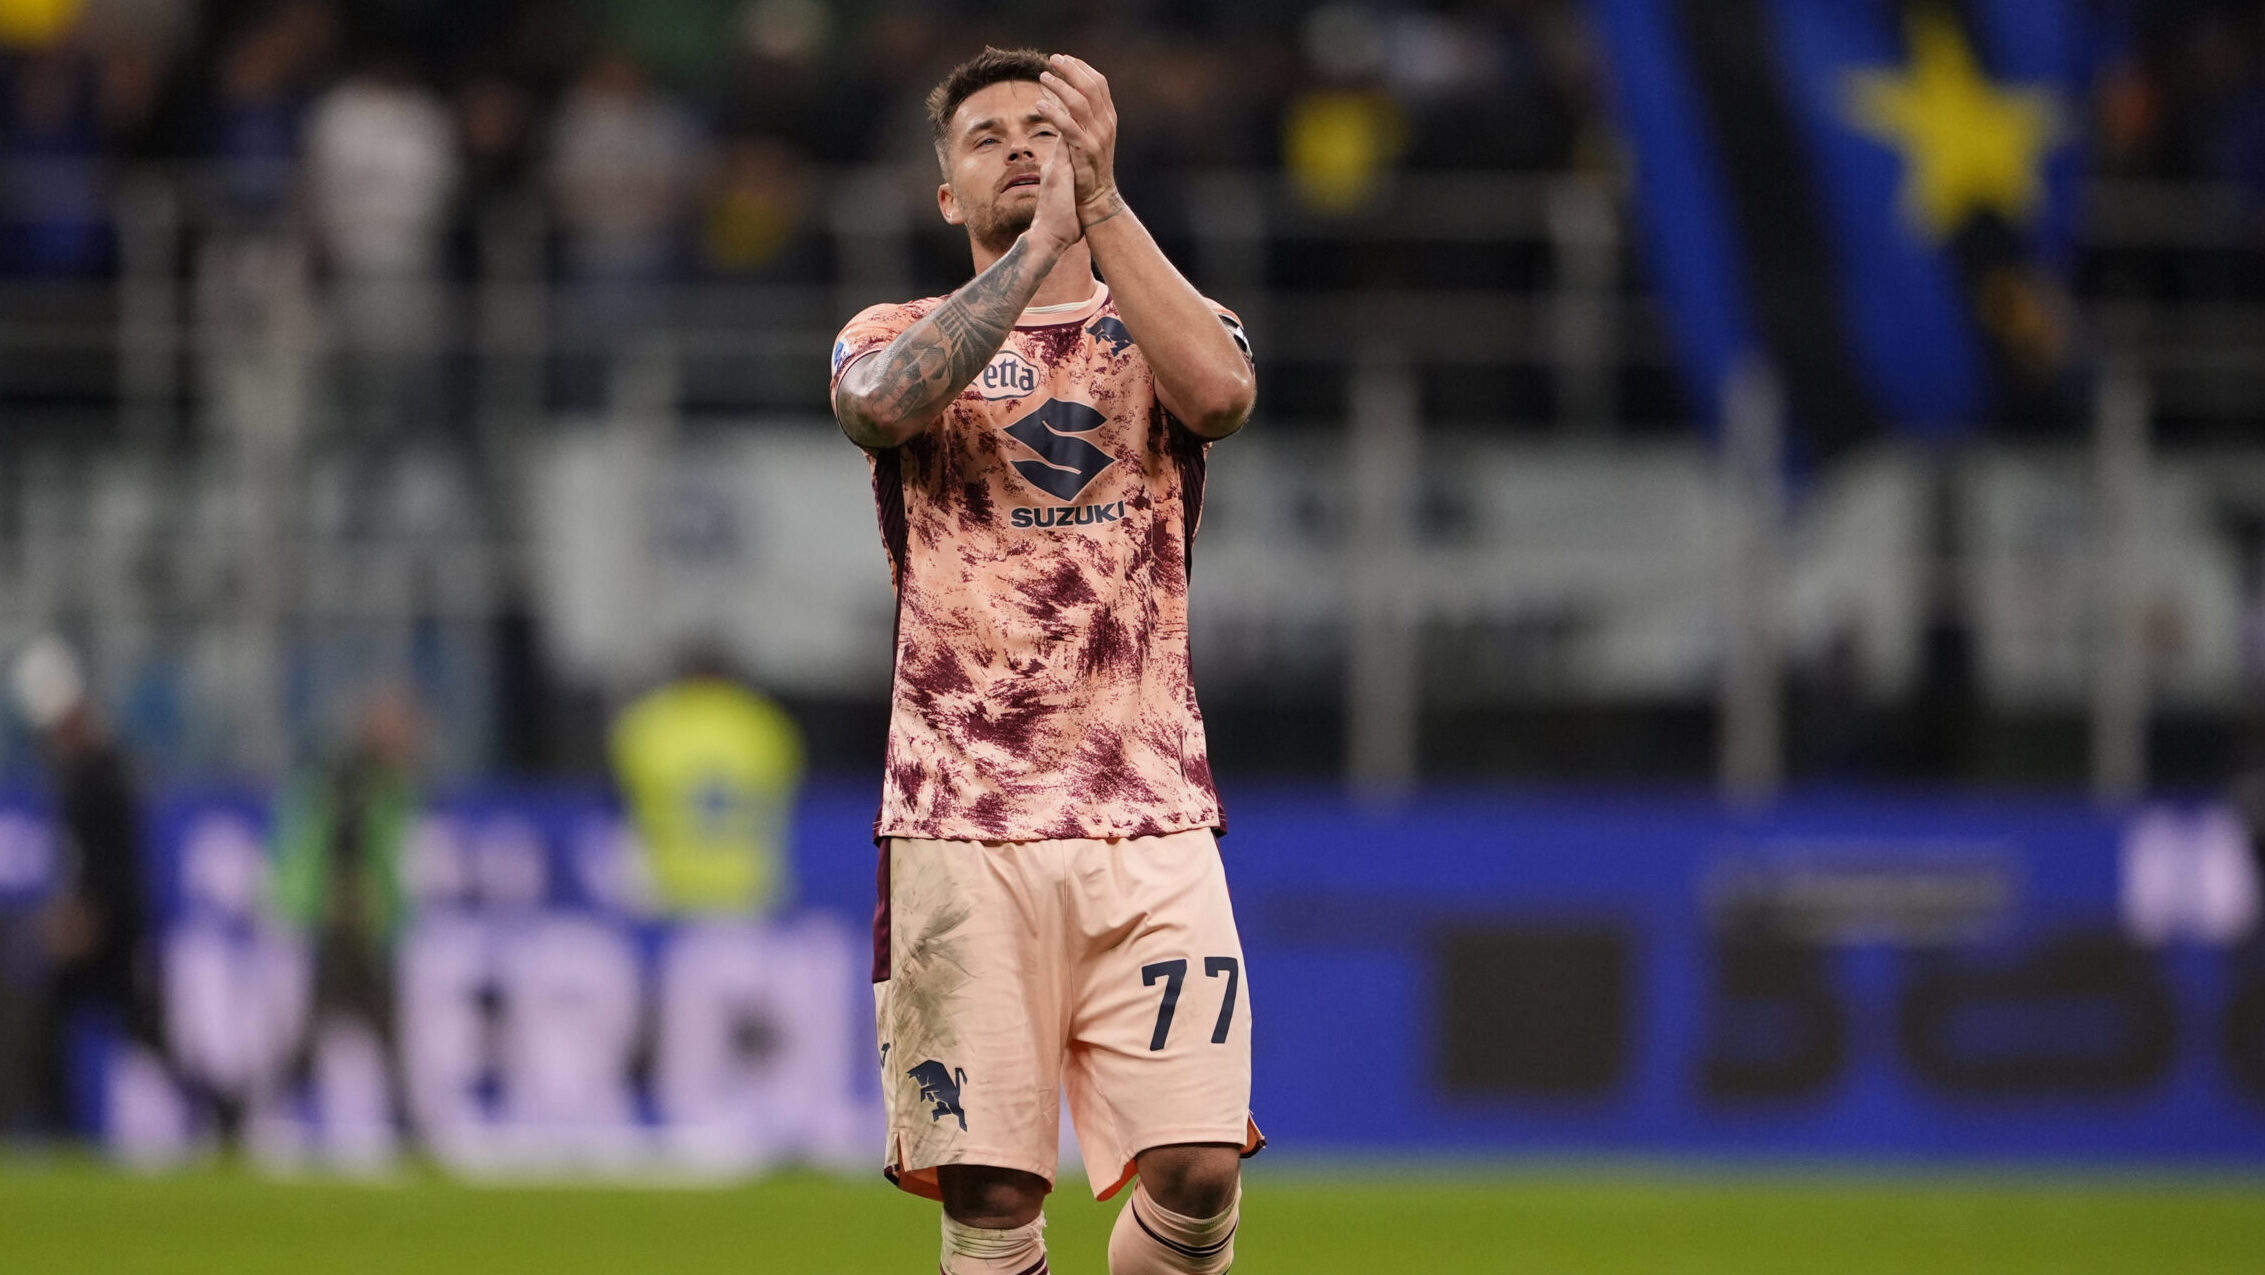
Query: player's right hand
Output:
[[1037, 54, 1121, 225], [1027, 134, 1082, 256]]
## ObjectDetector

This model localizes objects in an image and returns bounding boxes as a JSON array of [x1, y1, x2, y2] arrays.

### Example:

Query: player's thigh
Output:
[[1077, 830, 1251, 1062], [877, 837, 1072, 1184], [1065, 831, 1252, 1176]]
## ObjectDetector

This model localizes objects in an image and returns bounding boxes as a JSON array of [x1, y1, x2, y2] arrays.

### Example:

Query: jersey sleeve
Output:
[[829, 301, 923, 399]]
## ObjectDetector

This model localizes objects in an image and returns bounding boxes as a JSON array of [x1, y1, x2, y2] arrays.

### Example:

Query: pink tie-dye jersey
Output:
[[831, 283, 1248, 842]]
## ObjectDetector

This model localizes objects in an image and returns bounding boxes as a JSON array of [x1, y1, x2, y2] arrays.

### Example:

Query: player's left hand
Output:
[[1036, 54, 1123, 229]]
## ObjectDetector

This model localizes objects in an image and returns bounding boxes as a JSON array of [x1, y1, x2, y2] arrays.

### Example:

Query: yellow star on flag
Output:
[[1843, 7, 2066, 240]]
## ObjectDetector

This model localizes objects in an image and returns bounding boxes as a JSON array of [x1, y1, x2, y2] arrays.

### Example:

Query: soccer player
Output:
[[830, 47, 1260, 1275]]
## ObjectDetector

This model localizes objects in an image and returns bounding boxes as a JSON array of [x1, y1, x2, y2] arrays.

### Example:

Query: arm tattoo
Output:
[[840, 238, 1051, 445]]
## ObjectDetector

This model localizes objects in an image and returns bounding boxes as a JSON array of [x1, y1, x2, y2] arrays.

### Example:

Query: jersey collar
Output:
[[1016, 281, 1109, 329]]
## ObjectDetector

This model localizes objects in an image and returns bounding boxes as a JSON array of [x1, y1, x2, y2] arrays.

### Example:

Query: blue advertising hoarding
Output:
[[2, 783, 2261, 1166]]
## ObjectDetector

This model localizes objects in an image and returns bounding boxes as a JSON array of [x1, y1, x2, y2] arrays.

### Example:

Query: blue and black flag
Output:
[[1593, 0, 2098, 450]]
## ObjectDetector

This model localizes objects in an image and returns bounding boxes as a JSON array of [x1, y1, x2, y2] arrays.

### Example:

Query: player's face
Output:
[[938, 79, 1062, 252]]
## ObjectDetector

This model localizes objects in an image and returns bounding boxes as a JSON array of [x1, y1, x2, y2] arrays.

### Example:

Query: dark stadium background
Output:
[[3, 1, 2264, 1271]]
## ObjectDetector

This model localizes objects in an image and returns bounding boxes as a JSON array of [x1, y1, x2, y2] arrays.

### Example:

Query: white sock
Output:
[[1108, 1182, 1238, 1274], [941, 1212, 1048, 1275]]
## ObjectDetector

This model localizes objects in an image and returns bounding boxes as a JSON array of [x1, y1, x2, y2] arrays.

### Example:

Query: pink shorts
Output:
[[874, 828, 1262, 1201]]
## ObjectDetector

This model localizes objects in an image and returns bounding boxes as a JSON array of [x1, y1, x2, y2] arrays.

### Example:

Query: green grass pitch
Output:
[[2, 1160, 2261, 1273]]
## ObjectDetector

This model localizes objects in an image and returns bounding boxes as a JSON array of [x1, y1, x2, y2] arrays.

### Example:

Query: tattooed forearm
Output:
[[837, 238, 1058, 448]]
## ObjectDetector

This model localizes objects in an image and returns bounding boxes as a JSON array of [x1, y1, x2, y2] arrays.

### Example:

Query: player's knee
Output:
[[938, 1164, 1049, 1229], [1134, 1143, 1241, 1219]]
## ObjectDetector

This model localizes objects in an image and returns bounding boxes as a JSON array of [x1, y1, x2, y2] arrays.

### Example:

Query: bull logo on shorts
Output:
[[908, 1059, 969, 1131]]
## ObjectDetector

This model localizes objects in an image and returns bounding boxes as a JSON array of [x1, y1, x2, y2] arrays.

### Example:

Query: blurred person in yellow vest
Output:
[[611, 651, 803, 917], [268, 687, 419, 1132], [1284, 3, 1407, 214]]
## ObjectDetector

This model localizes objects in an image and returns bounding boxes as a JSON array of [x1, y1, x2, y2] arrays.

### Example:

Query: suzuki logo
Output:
[[1002, 399, 1114, 502]]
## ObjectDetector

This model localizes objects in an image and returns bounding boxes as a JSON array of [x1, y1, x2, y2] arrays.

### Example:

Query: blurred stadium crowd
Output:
[[7, 1, 2265, 790], [0, 0, 1600, 291], [2103, 1, 2265, 193], [0, 0, 1616, 787], [6, 2, 2265, 287]]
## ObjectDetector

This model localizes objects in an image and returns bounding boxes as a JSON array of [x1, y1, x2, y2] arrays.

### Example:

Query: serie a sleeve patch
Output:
[[1219, 313, 1252, 364]]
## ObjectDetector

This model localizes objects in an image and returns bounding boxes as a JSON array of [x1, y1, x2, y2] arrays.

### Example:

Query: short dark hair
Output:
[[926, 46, 1050, 171]]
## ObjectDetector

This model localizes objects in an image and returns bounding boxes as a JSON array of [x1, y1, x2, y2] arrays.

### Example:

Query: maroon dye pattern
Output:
[[832, 284, 1244, 841]]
